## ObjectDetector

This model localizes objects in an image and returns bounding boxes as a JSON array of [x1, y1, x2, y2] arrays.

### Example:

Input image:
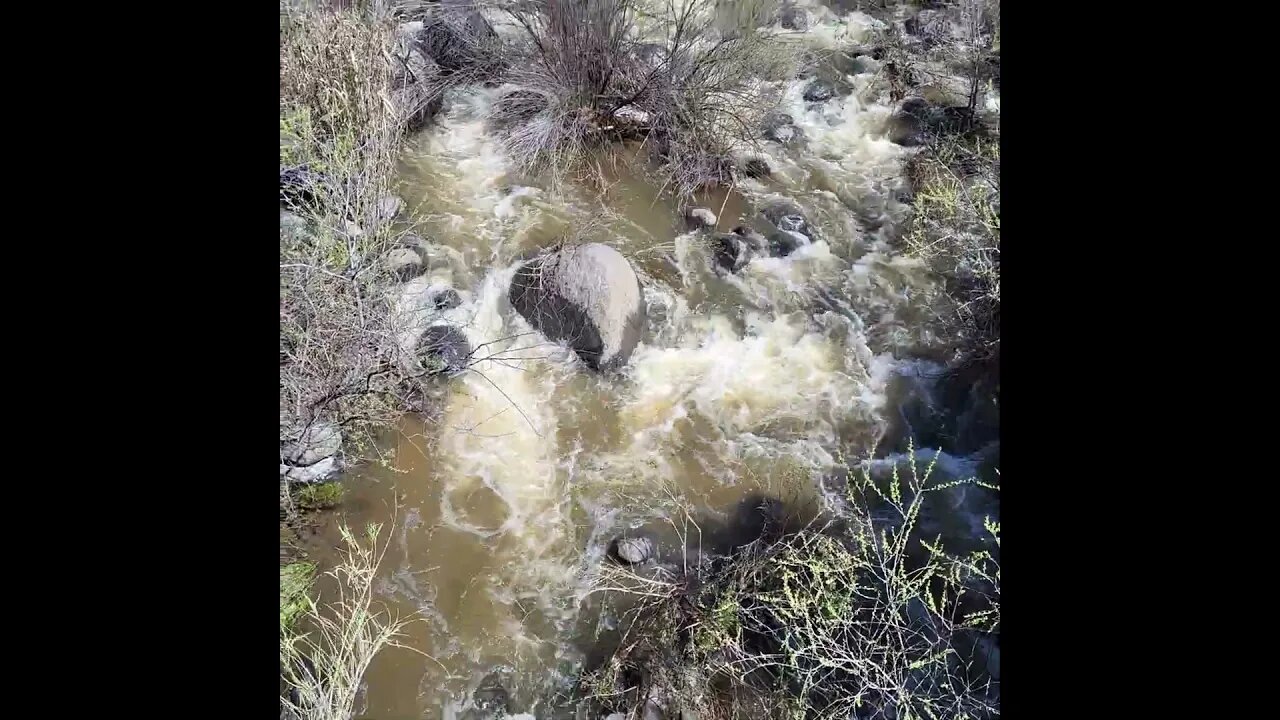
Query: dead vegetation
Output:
[[403, 0, 797, 198], [579, 449, 1000, 720], [886, 0, 1000, 368]]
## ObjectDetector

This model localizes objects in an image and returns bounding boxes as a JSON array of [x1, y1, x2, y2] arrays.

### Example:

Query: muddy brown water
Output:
[[294, 5, 991, 718]]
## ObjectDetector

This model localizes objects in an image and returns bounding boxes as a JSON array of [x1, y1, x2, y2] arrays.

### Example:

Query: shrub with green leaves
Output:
[[580, 446, 1000, 720]]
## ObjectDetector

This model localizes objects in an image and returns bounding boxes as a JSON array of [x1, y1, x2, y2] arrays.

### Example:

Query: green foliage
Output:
[[281, 562, 316, 630], [296, 482, 345, 511], [581, 444, 1000, 720]]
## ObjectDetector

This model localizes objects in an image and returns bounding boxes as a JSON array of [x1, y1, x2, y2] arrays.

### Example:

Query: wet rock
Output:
[[760, 201, 813, 239], [281, 422, 342, 468], [886, 98, 976, 146], [472, 671, 512, 716], [432, 286, 462, 310], [743, 158, 772, 179], [387, 247, 424, 282], [768, 230, 807, 257], [803, 79, 836, 102], [509, 243, 646, 371], [417, 324, 472, 374], [779, 4, 810, 31], [761, 112, 804, 146], [711, 233, 753, 273], [731, 225, 769, 253], [684, 206, 717, 230], [611, 536, 655, 564]]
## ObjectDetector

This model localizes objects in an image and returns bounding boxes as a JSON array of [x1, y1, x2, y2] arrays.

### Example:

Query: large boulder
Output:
[[280, 422, 342, 483], [509, 243, 646, 371]]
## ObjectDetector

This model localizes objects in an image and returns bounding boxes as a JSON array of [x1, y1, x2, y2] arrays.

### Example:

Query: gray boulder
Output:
[[418, 324, 472, 375], [281, 422, 342, 467], [431, 286, 462, 310], [508, 243, 646, 371], [611, 536, 655, 564], [392, 22, 444, 131]]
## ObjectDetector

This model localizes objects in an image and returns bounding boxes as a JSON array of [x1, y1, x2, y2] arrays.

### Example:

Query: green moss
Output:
[[297, 481, 344, 510], [280, 562, 316, 629]]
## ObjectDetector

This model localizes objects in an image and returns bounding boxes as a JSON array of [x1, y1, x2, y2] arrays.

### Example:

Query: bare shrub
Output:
[[468, 0, 797, 198], [279, 3, 445, 484], [579, 447, 1000, 719]]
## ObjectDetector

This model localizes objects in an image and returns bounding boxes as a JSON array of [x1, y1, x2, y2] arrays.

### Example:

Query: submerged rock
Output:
[[711, 233, 752, 273], [472, 671, 511, 716], [684, 206, 717, 230], [418, 324, 471, 374], [761, 111, 804, 146], [768, 230, 808, 257], [760, 201, 814, 239], [803, 79, 836, 102], [611, 536, 655, 564], [508, 243, 646, 371]]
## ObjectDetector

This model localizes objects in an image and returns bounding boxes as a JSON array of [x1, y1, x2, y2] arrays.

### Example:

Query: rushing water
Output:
[[300, 3, 996, 718]]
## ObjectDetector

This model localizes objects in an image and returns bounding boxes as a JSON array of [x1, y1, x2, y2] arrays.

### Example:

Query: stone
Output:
[[387, 247, 424, 282], [432, 286, 462, 310], [508, 243, 646, 371], [684, 207, 717, 230], [711, 233, 751, 273], [768, 230, 808, 257], [417, 324, 472, 374], [803, 80, 836, 102], [281, 456, 339, 484], [281, 422, 342, 467], [611, 536, 655, 564], [760, 201, 813, 239]]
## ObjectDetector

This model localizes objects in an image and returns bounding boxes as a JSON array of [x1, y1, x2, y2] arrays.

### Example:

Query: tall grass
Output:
[[580, 446, 1000, 719], [280, 521, 427, 720], [279, 3, 427, 477]]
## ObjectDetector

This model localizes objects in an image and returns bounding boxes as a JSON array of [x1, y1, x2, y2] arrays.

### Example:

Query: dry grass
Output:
[[418, 0, 798, 198], [280, 519, 433, 720], [279, 2, 447, 483]]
